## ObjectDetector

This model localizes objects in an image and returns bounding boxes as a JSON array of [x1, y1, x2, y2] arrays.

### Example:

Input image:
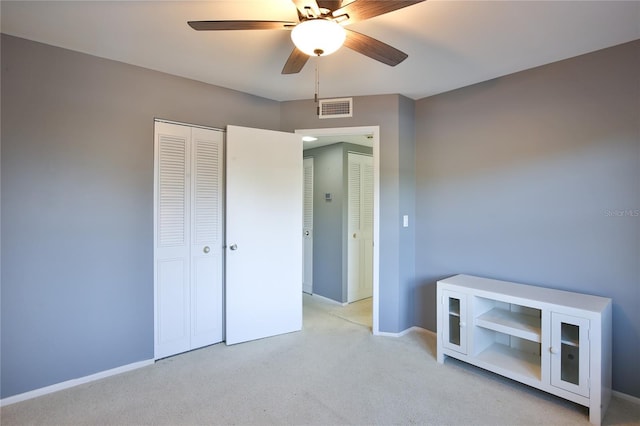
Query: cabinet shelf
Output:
[[476, 308, 541, 343], [475, 342, 542, 382], [448, 298, 461, 317], [561, 323, 580, 347]]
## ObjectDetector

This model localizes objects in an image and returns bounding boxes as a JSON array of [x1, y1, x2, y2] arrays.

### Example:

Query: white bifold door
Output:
[[154, 121, 224, 359], [347, 152, 374, 303], [225, 125, 303, 345]]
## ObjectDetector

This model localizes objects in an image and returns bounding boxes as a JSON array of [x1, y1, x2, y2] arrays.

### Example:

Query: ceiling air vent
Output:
[[319, 98, 353, 119]]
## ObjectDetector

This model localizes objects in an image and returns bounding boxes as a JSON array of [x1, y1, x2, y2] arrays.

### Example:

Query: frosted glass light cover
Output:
[[291, 19, 346, 56]]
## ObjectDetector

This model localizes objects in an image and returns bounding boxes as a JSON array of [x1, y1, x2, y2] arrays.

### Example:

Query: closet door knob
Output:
[[203, 246, 210, 254], [229, 244, 238, 251]]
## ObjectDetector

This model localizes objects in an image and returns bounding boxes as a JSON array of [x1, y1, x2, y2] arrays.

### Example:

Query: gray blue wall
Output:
[[2, 33, 638, 400], [0, 34, 281, 398], [414, 40, 640, 397], [398, 97, 416, 328], [303, 143, 372, 303]]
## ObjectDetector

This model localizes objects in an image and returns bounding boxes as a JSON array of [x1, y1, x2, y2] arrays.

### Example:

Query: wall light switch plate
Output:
[[403, 215, 409, 228]]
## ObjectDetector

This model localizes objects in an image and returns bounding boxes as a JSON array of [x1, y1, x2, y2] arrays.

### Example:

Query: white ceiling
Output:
[[2, 1, 639, 102]]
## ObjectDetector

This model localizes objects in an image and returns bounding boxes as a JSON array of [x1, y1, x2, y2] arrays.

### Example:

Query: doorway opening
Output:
[[296, 126, 380, 335]]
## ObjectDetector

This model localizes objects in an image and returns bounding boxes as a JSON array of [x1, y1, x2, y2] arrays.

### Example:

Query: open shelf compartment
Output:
[[474, 296, 541, 343], [473, 322, 542, 382], [475, 342, 542, 382], [476, 307, 541, 342]]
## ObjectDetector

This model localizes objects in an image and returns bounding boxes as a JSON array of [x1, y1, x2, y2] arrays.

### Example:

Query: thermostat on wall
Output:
[[325, 193, 332, 201]]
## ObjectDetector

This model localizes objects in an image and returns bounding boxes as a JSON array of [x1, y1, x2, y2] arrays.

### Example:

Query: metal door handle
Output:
[[203, 246, 210, 254], [229, 244, 238, 251], [304, 230, 310, 236]]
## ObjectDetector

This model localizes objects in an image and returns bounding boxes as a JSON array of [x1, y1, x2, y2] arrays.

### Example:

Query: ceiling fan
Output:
[[188, 0, 426, 74]]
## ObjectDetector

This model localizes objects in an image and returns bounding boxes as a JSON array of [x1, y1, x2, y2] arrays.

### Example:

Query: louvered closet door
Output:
[[347, 153, 373, 303], [303, 157, 314, 294], [154, 122, 223, 359], [190, 128, 224, 349]]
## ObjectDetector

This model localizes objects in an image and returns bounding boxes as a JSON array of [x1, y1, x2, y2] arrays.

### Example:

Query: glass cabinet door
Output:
[[550, 312, 590, 397], [442, 290, 467, 354]]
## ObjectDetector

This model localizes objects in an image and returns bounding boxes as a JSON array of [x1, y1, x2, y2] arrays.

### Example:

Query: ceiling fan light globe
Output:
[[291, 19, 346, 57]]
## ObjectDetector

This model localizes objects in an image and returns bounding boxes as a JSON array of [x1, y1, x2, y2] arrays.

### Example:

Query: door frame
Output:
[[295, 126, 380, 335]]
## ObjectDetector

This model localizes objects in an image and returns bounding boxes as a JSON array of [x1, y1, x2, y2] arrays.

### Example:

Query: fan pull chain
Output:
[[315, 58, 320, 116]]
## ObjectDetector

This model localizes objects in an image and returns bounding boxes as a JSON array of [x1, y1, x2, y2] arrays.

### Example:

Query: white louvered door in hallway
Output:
[[154, 121, 224, 359], [347, 152, 373, 303], [303, 157, 314, 294]]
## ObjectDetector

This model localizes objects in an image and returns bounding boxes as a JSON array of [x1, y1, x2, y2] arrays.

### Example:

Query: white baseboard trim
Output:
[[613, 390, 640, 405], [375, 326, 435, 337], [0, 359, 154, 407]]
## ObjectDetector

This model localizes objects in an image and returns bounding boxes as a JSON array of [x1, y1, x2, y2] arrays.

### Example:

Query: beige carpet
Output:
[[2, 294, 639, 425], [328, 297, 372, 328]]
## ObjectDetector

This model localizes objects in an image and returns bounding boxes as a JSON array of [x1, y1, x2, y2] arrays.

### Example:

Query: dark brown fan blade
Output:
[[291, 0, 321, 19], [343, 29, 408, 66], [188, 21, 296, 31], [333, 0, 425, 24], [317, 0, 342, 11], [282, 47, 310, 74]]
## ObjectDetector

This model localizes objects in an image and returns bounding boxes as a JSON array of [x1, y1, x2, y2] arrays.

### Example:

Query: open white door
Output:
[[225, 125, 303, 345]]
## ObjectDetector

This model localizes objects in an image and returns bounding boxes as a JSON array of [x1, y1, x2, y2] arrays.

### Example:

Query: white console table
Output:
[[437, 274, 612, 425]]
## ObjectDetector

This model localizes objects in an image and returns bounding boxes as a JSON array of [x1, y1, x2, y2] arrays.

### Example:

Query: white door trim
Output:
[[295, 126, 380, 335], [154, 118, 224, 133]]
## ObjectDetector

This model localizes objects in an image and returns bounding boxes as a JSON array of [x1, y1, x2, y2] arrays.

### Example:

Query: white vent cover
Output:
[[319, 98, 353, 119]]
